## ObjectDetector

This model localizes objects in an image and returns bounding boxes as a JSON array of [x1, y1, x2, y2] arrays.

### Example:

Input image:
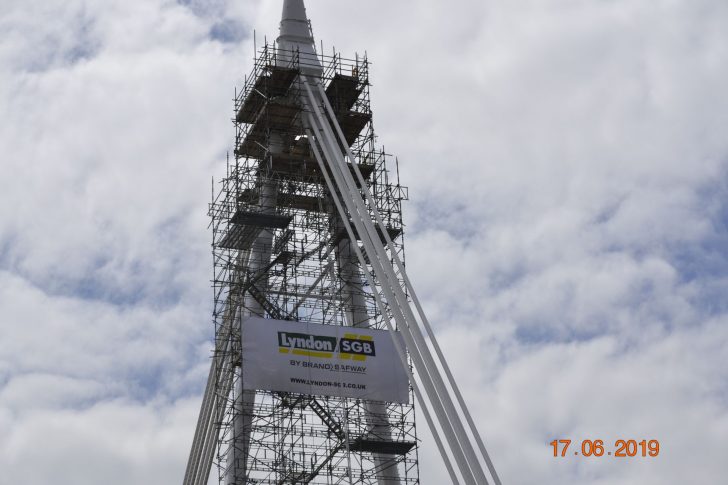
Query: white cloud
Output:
[[0, 397, 198, 484], [1, 0, 727, 484]]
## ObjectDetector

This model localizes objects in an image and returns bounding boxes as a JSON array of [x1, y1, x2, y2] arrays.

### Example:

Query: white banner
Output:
[[241, 316, 410, 403]]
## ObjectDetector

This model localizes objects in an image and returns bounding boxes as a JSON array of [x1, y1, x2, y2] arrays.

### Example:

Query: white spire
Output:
[[276, 0, 321, 73]]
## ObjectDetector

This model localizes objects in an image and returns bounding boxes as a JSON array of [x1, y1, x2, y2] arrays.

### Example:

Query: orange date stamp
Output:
[[550, 439, 660, 457]]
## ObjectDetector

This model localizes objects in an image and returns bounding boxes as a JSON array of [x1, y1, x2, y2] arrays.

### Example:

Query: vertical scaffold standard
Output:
[[184, 1, 501, 484]]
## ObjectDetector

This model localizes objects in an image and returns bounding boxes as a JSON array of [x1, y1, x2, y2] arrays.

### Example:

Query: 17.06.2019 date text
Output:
[[550, 439, 660, 457]]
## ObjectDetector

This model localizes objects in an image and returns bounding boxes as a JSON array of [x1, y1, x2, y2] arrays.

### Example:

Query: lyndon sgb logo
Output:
[[278, 331, 376, 361]]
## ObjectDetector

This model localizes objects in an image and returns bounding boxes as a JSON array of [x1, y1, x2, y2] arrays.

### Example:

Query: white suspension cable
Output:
[[185, 251, 252, 485], [301, 78, 484, 484], [313, 80, 502, 485], [305, 126, 461, 485], [303, 92, 480, 484]]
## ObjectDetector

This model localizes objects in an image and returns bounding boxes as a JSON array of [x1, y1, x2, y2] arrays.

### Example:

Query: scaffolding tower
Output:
[[195, 29, 418, 485]]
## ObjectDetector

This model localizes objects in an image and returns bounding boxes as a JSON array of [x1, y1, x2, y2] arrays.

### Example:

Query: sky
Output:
[[1, 0, 727, 483]]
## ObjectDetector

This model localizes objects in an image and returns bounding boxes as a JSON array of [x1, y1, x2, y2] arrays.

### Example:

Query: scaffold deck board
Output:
[[337, 110, 372, 145], [236, 100, 301, 158], [349, 438, 416, 455], [270, 153, 375, 182], [331, 225, 402, 246], [236, 66, 299, 123], [325, 73, 361, 113], [231, 210, 293, 229], [218, 224, 262, 251]]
